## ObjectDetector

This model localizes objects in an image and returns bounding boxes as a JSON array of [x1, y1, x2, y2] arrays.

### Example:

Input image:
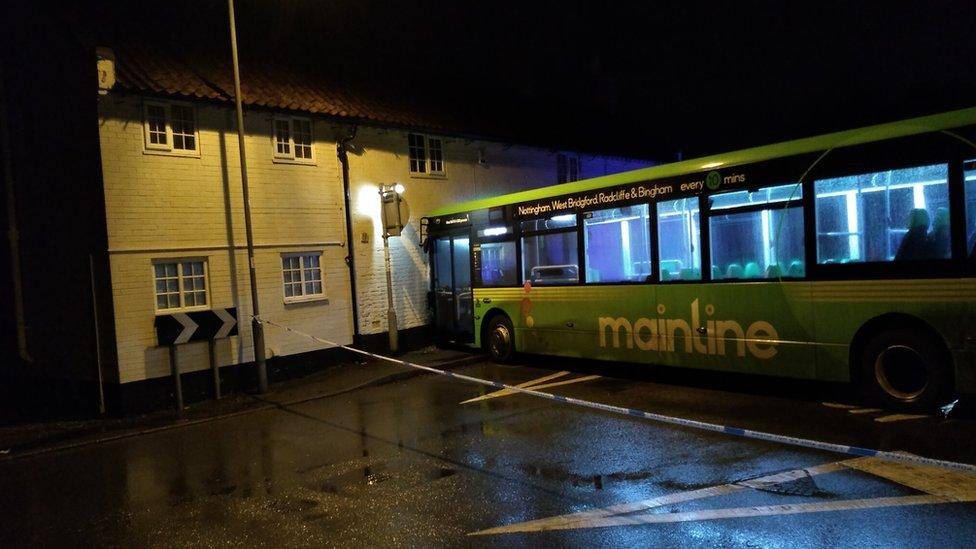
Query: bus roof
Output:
[[427, 107, 976, 217]]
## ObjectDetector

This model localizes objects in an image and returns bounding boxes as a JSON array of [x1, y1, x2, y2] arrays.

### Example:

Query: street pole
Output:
[[228, 0, 268, 393], [379, 185, 400, 353], [382, 231, 398, 353]]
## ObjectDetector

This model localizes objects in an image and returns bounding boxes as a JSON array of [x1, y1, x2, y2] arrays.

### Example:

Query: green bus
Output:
[[424, 108, 976, 411]]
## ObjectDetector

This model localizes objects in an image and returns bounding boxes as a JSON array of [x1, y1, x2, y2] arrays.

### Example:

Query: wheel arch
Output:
[[848, 312, 953, 385], [479, 308, 512, 350]]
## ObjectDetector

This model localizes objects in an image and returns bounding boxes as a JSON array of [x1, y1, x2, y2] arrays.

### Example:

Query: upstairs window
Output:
[[273, 116, 314, 162], [143, 102, 198, 155], [153, 259, 208, 312], [408, 133, 444, 175], [557, 153, 580, 183], [814, 164, 949, 264]]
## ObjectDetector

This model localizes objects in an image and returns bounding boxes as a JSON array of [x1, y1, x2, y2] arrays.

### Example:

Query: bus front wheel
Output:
[[486, 315, 516, 363], [860, 328, 951, 411]]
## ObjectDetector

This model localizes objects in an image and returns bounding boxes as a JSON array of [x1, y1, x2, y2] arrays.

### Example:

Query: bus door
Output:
[[432, 233, 474, 343]]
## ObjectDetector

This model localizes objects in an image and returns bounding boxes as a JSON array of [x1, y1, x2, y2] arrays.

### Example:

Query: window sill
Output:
[[272, 157, 317, 166], [155, 305, 211, 316], [284, 295, 329, 305], [409, 172, 447, 180], [143, 148, 201, 159]]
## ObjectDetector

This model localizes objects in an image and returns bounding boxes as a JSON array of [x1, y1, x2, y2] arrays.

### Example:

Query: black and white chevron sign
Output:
[[154, 308, 238, 346]]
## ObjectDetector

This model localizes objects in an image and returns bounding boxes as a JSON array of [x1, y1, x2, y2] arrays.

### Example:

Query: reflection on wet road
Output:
[[2, 359, 975, 547]]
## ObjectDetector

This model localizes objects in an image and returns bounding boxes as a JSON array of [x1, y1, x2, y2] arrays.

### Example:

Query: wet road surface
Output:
[[2, 357, 976, 547]]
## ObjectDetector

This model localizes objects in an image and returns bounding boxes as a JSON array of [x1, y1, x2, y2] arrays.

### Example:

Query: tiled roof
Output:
[[64, 2, 653, 159], [111, 39, 448, 132]]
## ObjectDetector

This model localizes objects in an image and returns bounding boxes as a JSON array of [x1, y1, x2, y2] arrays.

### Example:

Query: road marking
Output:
[[470, 456, 976, 535], [461, 372, 600, 404], [822, 402, 859, 409], [874, 413, 929, 423], [823, 403, 929, 422]]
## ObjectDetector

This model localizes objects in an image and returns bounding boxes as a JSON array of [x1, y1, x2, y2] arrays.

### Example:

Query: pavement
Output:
[[0, 345, 483, 461]]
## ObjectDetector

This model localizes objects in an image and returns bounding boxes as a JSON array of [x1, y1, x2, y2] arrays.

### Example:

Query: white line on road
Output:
[[847, 408, 883, 414], [822, 402, 859, 409], [461, 372, 600, 404], [874, 413, 929, 423], [470, 456, 976, 535]]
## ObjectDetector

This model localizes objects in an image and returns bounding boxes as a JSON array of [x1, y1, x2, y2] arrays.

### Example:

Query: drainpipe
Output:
[[0, 61, 32, 363], [337, 125, 361, 346]]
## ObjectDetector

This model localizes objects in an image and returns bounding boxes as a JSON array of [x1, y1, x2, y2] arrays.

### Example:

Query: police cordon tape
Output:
[[255, 316, 976, 474]]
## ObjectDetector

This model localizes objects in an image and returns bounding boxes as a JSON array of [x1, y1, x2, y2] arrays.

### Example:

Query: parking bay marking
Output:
[[822, 403, 930, 423], [471, 456, 976, 535], [461, 372, 601, 404]]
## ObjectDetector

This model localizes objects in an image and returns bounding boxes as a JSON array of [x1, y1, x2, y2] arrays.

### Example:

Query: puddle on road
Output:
[[313, 457, 458, 497], [519, 464, 656, 491]]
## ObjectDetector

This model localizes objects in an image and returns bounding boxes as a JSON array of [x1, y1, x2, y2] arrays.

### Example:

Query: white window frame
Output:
[[407, 133, 446, 177], [152, 258, 210, 314], [142, 100, 201, 157], [272, 115, 316, 164], [281, 252, 327, 303]]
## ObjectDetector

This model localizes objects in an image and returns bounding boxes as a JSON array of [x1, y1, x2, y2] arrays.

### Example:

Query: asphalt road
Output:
[[2, 356, 975, 547]]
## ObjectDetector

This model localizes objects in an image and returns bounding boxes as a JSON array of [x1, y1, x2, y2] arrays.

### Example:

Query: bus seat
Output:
[[660, 259, 683, 278], [765, 264, 783, 278], [680, 268, 699, 280], [787, 260, 805, 277], [928, 207, 950, 259], [711, 265, 722, 280], [743, 262, 761, 278], [726, 263, 743, 279], [660, 269, 672, 281], [895, 208, 930, 261]]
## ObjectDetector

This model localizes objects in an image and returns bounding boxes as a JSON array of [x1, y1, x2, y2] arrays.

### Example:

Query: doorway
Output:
[[432, 234, 473, 343]]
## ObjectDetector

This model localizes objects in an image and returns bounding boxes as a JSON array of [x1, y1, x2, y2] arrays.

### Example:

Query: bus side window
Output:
[[708, 183, 805, 280], [480, 241, 517, 286], [657, 197, 701, 281], [814, 163, 950, 264], [521, 231, 579, 285], [964, 160, 976, 257], [583, 204, 652, 283]]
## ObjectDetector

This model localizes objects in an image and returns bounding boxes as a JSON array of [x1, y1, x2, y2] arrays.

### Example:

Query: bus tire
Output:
[[859, 328, 951, 412], [486, 315, 516, 363]]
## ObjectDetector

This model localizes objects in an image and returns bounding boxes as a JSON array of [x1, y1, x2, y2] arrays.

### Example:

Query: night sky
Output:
[[45, 0, 976, 159]]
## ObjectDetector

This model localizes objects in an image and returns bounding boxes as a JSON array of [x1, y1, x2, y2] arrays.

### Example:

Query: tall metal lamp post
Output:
[[379, 183, 405, 353], [227, 0, 268, 392]]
